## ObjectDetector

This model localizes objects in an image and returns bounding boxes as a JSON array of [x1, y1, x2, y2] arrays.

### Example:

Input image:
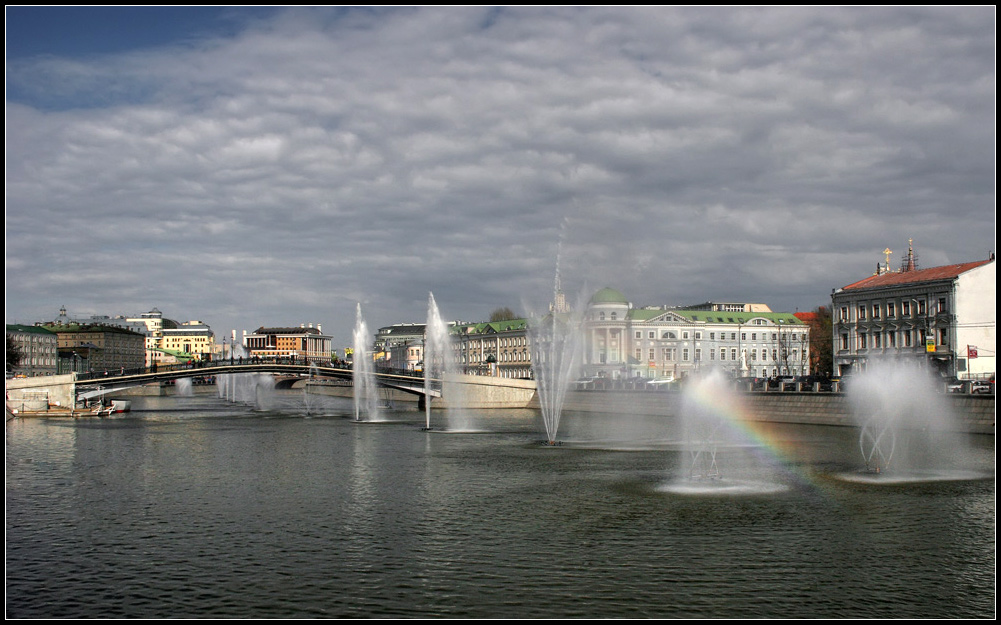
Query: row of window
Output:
[[631, 347, 800, 363], [839, 328, 947, 350], [460, 350, 529, 363], [839, 297, 948, 322], [631, 330, 802, 342]]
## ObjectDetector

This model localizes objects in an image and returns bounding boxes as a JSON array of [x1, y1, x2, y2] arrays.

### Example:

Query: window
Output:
[[683, 331, 690, 340], [649, 349, 655, 361], [874, 333, 881, 349], [709, 332, 715, 340], [731, 349, 737, 361], [841, 334, 849, 350], [917, 300, 926, 315], [904, 331, 912, 347], [694, 348, 701, 362], [635, 331, 641, 339], [741, 333, 746, 341], [731, 333, 737, 341], [720, 348, 726, 361], [648, 331, 655, 339], [887, 302, 896, 318], [858, 333, 868, 349], [902, 301, 911, 316], [840, 307, 849, 321], [751, 333, 757, 341], [872, 304, 880, 320], [858, 305, 867, 321], [695, 332, 702, 340], [610, 312, 617, 320], [682, 349, 689, 361], [937, 298, 947, 314]]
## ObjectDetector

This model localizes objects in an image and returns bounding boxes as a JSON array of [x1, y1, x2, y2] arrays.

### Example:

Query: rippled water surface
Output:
[[6, 390, 995, 618]]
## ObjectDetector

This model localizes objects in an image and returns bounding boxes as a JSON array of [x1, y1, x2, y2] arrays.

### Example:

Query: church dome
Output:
[[590, 287, 628, 305]]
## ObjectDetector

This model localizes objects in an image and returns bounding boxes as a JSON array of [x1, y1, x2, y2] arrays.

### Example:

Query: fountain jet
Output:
[[353, 304, 382, 422], [528, 248, 584, 445]]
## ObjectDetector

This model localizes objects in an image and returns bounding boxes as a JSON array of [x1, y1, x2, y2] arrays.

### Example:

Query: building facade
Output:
[[832, 252, 995, 379], [6, 324, 59, 377], [244, 325, 332, 364], [160, 322, 215, 362], [375, 323, 428, 371], [39, 324, 147, 373], [582, 288, 809, 381], [455, 319, 532, 379], [375, 320, 534, 379], [47, 306, 216, 366]]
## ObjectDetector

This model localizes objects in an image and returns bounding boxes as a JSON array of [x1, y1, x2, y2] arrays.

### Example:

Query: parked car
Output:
[[970, 380, 994, 395], [944, 378, 966, 393], [734, 377, 766, 391]]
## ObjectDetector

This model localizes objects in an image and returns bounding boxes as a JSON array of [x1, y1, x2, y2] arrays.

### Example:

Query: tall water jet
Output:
[[679, 371, 733, 480], [423, 293, 471, 431], [175, 377, 193, 397], [659, 369, 788, 495], [528, 252, 584, 445], [352, 304, 382, 422], [847, 359, 972, 480]]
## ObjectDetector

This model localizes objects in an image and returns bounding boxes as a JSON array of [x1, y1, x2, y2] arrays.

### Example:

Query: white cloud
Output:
[[5, 6, 995, 346]]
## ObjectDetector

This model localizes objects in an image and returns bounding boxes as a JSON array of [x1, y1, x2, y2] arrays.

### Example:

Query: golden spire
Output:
[[881, 247, 893, 274]]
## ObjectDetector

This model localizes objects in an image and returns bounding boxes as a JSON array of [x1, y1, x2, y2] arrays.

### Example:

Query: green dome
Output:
[[590, 287, 628, 304]]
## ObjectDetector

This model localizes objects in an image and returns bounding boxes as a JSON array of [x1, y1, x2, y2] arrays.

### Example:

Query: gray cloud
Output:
[[6, 6, 995, 348]]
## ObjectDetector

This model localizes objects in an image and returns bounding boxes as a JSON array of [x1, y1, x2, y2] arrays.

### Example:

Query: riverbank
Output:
[[303, 379, 994, 434]]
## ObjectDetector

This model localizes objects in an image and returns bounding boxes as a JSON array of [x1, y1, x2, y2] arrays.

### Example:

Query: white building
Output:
[[582, 288, 809, 381], [831, 250, 995, 380]]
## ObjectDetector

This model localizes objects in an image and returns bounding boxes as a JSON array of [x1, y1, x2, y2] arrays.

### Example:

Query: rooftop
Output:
[[839, 258, 993, 292]]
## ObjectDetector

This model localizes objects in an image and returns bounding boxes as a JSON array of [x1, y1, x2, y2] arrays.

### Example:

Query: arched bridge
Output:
[[10, 361, 437, 407]]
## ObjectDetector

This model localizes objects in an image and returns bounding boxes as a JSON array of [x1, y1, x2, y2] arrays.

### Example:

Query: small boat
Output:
[[110, 400, 132, 413]]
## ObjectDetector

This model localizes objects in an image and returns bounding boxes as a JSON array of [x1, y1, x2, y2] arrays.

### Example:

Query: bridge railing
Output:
[[74, 356, 350, 383]]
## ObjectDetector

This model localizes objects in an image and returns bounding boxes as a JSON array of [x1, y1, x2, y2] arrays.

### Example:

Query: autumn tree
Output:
[[804, 305, 833, 377]]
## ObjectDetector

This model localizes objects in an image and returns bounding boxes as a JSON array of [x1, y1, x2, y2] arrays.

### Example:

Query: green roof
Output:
[[590, 287, 628, 304], [669, 310, 805, 325], [6, 324, 58, 335], [456, 319, 529, 335]]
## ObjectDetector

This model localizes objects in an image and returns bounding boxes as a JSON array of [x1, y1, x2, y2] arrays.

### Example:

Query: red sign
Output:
[[968, 345, 978, 358]]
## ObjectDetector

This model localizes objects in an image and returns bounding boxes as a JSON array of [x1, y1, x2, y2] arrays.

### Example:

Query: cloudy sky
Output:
[[6, 6, 995, 349]]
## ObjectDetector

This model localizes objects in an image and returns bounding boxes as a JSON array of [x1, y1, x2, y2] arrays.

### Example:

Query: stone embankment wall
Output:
[[553, 389, 994, 434], [6, 374, 76, 409]]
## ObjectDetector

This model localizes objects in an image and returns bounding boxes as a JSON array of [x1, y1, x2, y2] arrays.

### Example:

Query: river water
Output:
[[5, 389, 995, 618]]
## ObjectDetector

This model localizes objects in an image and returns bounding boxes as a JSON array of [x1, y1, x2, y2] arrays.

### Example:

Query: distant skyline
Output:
[[6, 6, 995, 349]]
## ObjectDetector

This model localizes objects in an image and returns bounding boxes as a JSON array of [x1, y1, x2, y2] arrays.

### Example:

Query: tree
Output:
[[804, 306, 833, 377], [7, 334, 24, 373], [489, 307, 518, 322]]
